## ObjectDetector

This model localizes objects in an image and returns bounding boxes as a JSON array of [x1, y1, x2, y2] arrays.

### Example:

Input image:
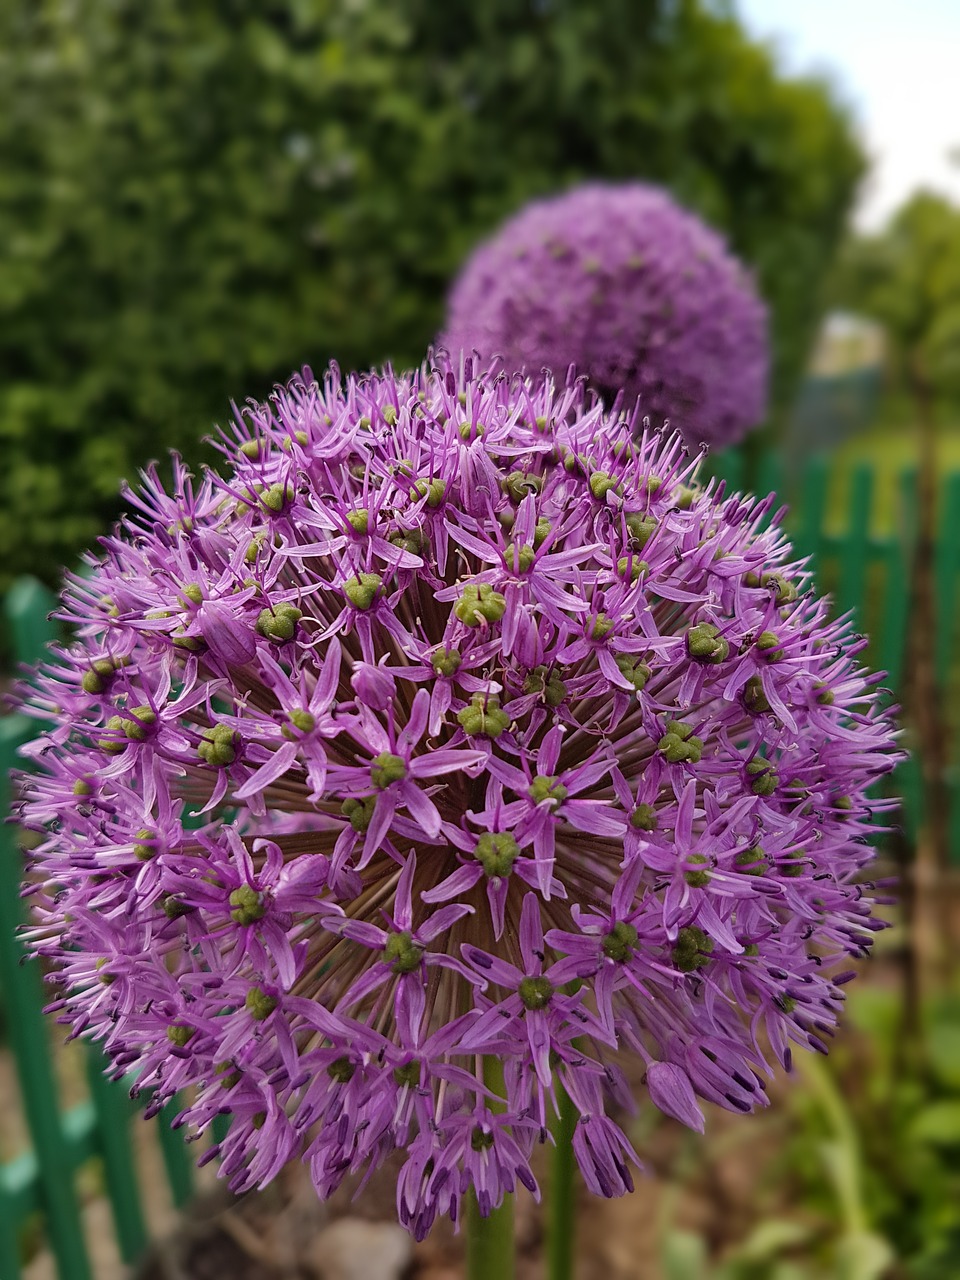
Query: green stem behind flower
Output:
[[467, 1188, 515, 1280], [547, 1080, 578, 1280], [466, 1057, 515, 1280]]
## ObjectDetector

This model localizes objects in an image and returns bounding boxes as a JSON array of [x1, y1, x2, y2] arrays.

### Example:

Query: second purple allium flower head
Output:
[[18, 355, 895, 1237], [441, 183, 769, 450]]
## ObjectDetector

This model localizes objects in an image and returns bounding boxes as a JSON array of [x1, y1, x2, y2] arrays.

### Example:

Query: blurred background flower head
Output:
[[441, 182, 769, 450]]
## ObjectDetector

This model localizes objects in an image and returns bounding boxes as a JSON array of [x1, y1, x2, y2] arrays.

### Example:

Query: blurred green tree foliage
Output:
[[0, 0, 863, 587], [832, 192, 960, 403]]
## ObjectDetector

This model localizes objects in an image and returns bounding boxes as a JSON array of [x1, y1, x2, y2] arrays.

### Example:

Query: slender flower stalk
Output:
[[548, 1082, 578, 1280], [14, 353, 898, 1242], [441, 182, 769, 450], [467, 1056, 515, 1280]]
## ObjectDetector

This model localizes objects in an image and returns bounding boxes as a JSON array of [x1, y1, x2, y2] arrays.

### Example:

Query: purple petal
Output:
[[419, 902, 473, 943], [400, 782, 442, 838], [646, 1062, 706, 1133], [421, 863, 482, 904], [198, 600, 257, 667], [518, 892, 545, 973], [232, 741, 299, 800]]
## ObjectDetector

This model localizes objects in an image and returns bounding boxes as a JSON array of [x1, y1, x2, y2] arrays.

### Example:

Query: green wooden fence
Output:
[[1, 452, 958, 1278], [0, 581, 208, 1280]]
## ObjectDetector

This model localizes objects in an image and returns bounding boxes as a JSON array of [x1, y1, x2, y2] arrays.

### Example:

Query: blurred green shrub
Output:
[[784, 985, 960, 1278], [831, 192, 960, 407], [0, 0, 863, 588], [658, 983, 960, 1278]]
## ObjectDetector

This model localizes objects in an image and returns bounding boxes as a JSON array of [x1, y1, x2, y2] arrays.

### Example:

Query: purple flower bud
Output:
[[198, 600, 257, 667], [351, 661, 396, 711], [646, 1061, 705, 1133]]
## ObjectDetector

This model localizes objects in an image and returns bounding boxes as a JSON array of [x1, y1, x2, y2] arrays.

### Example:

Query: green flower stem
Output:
[[547, 1080, 578, 1280], [467, 1186, 515, 1280], [467, 1057, 515, 1280]]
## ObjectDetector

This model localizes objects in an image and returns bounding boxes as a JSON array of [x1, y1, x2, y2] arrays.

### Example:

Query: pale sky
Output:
[[736, 0, 960, 230]]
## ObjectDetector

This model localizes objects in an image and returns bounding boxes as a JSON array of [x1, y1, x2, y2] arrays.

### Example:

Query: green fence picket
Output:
[[876, 535, 908, 693], [756, 451, 786, 511], [5, 578, 58, 668], [157, 1100, 195, 1208], [797, 456, 829, 578], [936, 473, 960, 864], [836, 466, 873, 625], [888, 469, 922, 842], [211, 1112, 231, 1146], [0, 1162, 26, 1280], [0, 716, 93, 1280], [750, 451, 786, 540], [710, 447, 745, 494], [935, 472, 960, 691], [876, 470, 917, 694], [85, 1059, 149, 1262]]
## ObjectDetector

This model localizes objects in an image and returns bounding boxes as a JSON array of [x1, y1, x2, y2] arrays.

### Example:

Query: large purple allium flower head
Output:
[[441, 183, 769, 450], [16, 355, 896, 1238]]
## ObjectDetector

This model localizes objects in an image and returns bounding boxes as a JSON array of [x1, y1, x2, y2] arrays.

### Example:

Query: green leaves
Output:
[[832, 192, 960, 401], [0, 0, 862, 589], [926, 994, 960, 1089], [909, 1101, 960, 1148]]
